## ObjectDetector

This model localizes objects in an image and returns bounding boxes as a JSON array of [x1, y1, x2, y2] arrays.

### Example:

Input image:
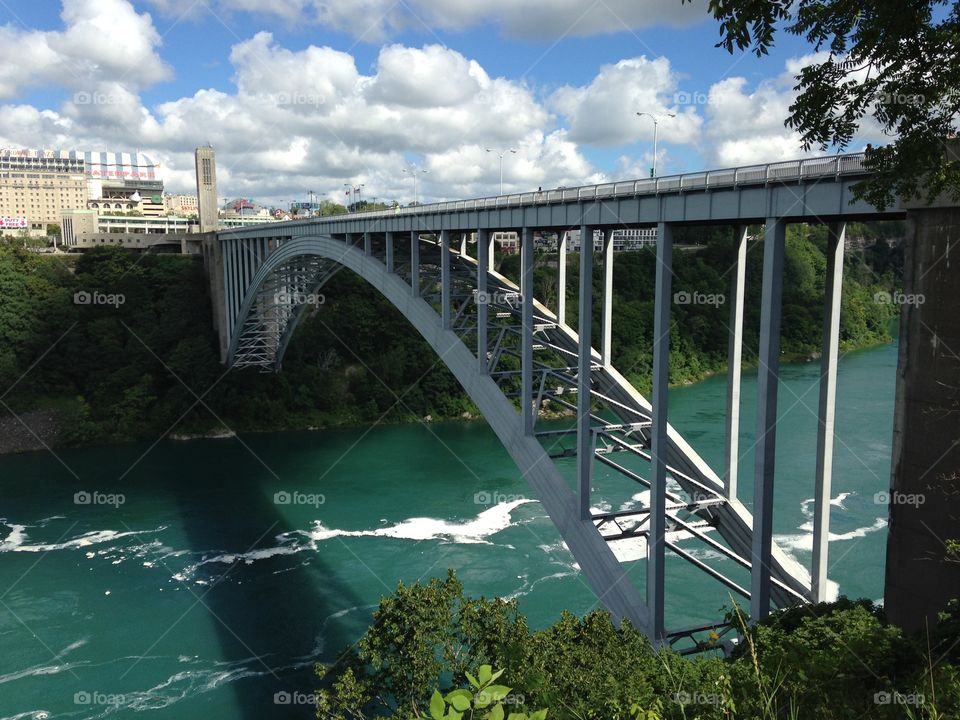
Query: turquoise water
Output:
[[0, 341, 896, 719]]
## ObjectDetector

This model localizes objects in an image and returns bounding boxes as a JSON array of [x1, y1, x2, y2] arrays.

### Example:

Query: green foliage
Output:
[[693, 0, 960, 209], [532, 224, 901, 394], [0, 224, 901, 448], [315, 574, 960, 720], [0, 242, 475, 446], [415, 666, 548, 720]]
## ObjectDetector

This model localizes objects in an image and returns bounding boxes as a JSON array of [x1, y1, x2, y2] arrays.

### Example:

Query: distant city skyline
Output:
[[0, 1, 884, 207]]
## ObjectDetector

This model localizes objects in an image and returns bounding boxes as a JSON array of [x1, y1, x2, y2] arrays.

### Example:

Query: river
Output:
[[0, 341, 897, 719]]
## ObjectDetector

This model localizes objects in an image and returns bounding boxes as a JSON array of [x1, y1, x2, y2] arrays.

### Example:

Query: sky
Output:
[[0, 0, 882, 207]]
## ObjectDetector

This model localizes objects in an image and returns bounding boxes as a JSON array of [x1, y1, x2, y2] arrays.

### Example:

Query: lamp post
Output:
[[402, 165, 428, 205], [485, 147, 517, 195], [355, 183, 365, 210], [308, 189, 315, 215], [636, 112, 675, 177], [343, 183, 352, 211]]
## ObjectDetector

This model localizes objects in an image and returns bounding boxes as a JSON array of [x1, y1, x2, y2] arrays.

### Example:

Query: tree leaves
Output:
[[698, 0, 960, 209]]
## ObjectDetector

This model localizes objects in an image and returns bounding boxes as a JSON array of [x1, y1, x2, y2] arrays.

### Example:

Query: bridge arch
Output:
[[220, 232, 811, 645]]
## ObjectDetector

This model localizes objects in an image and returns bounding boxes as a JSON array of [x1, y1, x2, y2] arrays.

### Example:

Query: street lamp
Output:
[[485, 147, 517, 195], [402, 165, 428, 205], [635, 112, 675, 177], [307, 189, 315, 215], [355, 183, 365, 210]]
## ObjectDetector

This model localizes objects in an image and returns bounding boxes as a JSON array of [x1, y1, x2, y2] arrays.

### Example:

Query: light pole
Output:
[[485, 147, 517, 195], [402, 165, 428, 205], [308, 189, 315, 215], [355, 183, 365, 210], [343, 183, 352, 211], [636, 112, 675, 177]]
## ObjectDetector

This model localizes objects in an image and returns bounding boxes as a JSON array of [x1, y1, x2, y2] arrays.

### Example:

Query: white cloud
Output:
[[0, 31, 573, 204], [0, 0, 170, 99], [551, 56, 702, 147]]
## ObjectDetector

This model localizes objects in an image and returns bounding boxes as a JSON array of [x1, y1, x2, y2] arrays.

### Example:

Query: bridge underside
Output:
[[211, 228, 819, 653]]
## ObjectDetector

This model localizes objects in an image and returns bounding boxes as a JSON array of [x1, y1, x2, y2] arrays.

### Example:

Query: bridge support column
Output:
[[811, 222, 845, 602], [410, 231, 420, 296], [386, 232, 395, 273], [459, 231, 468, 258], [521, 227, 534, 435], [649, 221, 673, 643], [440, 230, 451, 330], [885, 202, 960, 632], [577, 223, 595, 520], [477, 229, 491, 374], [557, 230, 567, 325], [724, 225, 748, 501], [751, 217, 786, 622], [363, 231, 371, 255], [601, 228, 614, 365]]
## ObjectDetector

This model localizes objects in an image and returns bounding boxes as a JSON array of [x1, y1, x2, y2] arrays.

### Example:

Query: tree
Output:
[[46, 224, 60, 236], [694, 0, 960, 209], [319, 200, 348, 216]]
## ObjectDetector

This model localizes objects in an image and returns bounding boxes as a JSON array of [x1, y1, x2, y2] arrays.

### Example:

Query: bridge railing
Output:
[[313, 152, 868, 222]]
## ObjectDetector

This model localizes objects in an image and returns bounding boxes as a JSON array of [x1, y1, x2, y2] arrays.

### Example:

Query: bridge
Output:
[[200, 152, 956, 649]]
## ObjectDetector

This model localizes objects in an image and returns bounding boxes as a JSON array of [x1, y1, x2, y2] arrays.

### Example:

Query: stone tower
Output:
[[195, 145, 218, 233]]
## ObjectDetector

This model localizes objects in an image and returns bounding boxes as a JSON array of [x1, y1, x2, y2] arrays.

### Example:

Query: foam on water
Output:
[[0, 522, 163, 554], [0, 638, 89, 685], [172, 499, 536, 582]]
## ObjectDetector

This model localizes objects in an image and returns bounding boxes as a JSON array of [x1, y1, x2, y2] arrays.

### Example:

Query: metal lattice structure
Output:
[[204, 153, 906, 651]]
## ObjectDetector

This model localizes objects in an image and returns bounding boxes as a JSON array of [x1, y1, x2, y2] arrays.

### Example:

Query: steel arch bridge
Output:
[[203, 153, 906, 650]]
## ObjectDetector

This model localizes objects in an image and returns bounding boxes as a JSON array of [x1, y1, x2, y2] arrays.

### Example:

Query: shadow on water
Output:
[[157, 434, 373, 720]]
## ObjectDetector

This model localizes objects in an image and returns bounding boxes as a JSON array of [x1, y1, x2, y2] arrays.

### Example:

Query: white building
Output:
[[565, 227, 658, 252]]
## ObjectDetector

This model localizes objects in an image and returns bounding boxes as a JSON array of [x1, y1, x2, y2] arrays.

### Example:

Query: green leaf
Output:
[[529, 710, 548, 720], [478, 664, 493, 686], [430, 690, 446, 720], [465, 670, 480, 689], [488, 704, 505, 720], [445, 689, 472, 712], [489, 668, 505, 684]]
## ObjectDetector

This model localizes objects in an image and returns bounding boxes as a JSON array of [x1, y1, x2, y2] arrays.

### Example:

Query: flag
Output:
[[345, 190, 350, 196]]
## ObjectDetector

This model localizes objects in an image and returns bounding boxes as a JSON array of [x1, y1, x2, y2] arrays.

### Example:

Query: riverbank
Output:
[[0, 336, 897, 455]]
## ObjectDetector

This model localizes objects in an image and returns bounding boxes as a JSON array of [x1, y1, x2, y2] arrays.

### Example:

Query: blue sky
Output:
[[0, 0, 874, 206]]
